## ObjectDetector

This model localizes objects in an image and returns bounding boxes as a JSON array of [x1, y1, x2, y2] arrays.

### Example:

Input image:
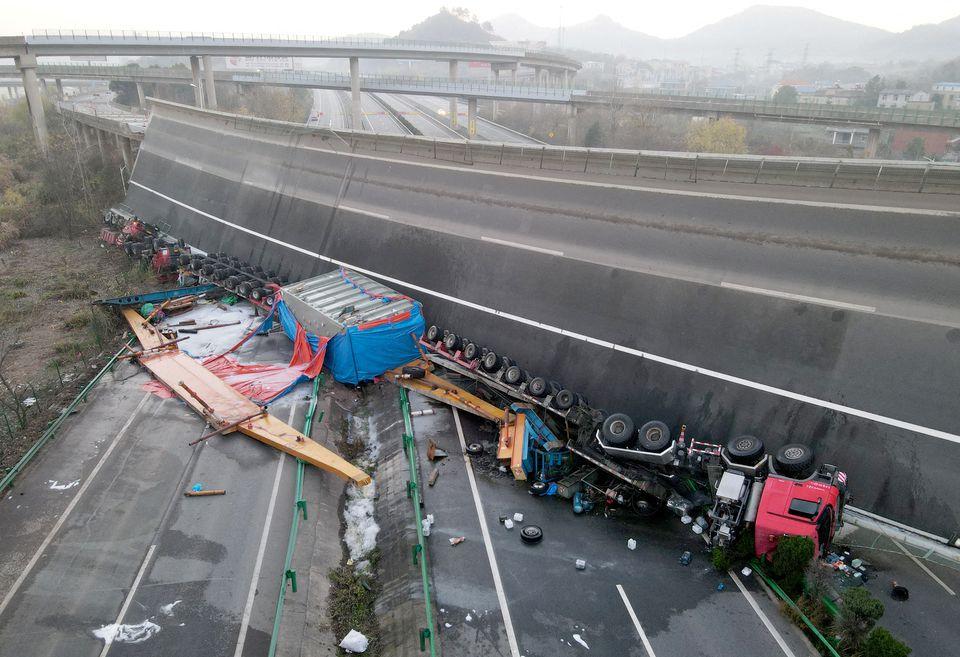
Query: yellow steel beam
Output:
[[122, 308, 371, 486], [386, 364, 507, 424]]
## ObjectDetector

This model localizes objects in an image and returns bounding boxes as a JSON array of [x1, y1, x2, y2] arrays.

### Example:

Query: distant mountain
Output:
[[489, 6, 960, 64], [672, 5, 888, 62], [397, 10, 498, 44]]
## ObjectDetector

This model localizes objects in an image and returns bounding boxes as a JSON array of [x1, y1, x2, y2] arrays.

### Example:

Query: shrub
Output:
[[712, 546, 732, 572], [835, 587, 884, 655], [770, 535, 815, 596], [863, 627, 910, 657]]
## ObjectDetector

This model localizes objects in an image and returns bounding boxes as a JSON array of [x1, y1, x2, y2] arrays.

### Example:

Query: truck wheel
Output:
[[426, 325, 441, 342], [520, 525, 543, 544], [631, 493, 662, 518], [527, 377, 548, 397], [466, 442, 484, 456], [726, 435, 765, 464], [401, 366, 426, 379], [547, 380, 562, 397], [481, 351, 501, 372], [553, 389, 576, 411], [601, 413, 636, 447], [504, 366, 525, 385], [462, 342, 479, 361], [443, 332, 460, 352], [637, 420, 671, 452], [774, 444, 815, 478]]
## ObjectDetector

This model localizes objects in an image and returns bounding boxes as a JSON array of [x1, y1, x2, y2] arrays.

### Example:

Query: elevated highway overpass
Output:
[[0, 30, 579, 148], [6, 60, 959, 150], [115, 101, 960, 537]]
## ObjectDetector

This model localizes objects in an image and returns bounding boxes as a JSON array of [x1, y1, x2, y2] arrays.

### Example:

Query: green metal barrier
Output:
[[0, 337, 136, 495], [399, 387, 438, 656], [750, 559, 841, 657], [267, 375, 323, 657]]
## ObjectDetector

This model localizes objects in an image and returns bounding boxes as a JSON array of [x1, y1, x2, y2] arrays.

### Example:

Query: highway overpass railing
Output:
[[579, 91, 960, 128], [209, 107, 960, 194], [56, 102, 146, 139]]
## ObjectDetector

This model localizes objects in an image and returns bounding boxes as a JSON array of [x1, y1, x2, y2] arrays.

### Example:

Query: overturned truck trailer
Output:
[[119, 100, 960, 537]]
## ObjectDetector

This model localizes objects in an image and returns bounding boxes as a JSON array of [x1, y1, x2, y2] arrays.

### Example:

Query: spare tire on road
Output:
[[774, 443, 815, 478], [601, 413, 636, 447], [520, 525, 543, 544], [726, 435, 765, 464], [465, 442, 484, 456], [637, 420, 671, 452]]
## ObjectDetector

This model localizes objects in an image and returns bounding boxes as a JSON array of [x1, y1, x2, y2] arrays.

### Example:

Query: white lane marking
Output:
[[452, 408, 521, 657], [481, 235, 564, 256], [128, 182, 960, 447], [891, 539, 957, 596], [233, 447, 288, 657], [339, 204, 390, 220], [721, 281, 877, 313], [729, 571, 798, 657], [616, 584, 657, 657], [0, 393, 152, 619], [159, 112, 960, 218], [99, 544, 157, 657]]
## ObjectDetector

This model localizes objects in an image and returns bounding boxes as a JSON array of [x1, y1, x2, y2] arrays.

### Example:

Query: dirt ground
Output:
[[0, 234, 155, 470]]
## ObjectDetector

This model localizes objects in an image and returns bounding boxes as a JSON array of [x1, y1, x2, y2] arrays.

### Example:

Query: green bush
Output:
[[770, 535, 815, 596], [835, 587, 884, 655], [863, 627, 910, 657], [711, 546, 732, 572]]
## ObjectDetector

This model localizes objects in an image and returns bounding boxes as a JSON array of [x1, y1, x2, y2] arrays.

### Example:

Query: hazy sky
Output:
[[5, 1, 957, 39]]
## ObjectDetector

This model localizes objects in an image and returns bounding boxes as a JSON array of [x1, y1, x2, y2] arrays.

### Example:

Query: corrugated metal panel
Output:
[[281, 268, 414, 338]]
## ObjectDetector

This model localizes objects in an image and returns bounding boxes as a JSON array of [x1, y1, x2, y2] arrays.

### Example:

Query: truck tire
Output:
[[637, 420, 671, 452], [443, 332, 460, 352], [553, 389, 576, 411], [481, 351, 501, 372], [462, 342, 479, 361], [425, 325, 441, 342], [774, 444, 815, 478], [504, 366, 525, 385], [527, 377, 548, 397], [601, 413, 636, 447], [726, 435, 765, 464], [465, 442, 484, 456], [401, 366, 426, 379], [238, 282, 253, 297], [548, 380, 562, 397], [520, 525, 543, 544]]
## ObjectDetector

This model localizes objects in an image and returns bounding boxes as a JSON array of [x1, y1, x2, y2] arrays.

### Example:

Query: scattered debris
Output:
[[21, 397, 37, 407], [421, 519, 431, 536], [338, 629, 369, 653], [513, 512, 524, 522], [48, 479, 79, 491], [679, 551, 692, 566], [465, 442, 484, 456], [179, 320, 242, 334], [627, 538, 637, 551], [450, 536, 466, 546], [716, 583, 726, 591], [572, 633, 590, 650], [891, 581, 910, 601], [159, 600, 182, 616], [184, 489, 225, 497], [410, 409, 434, 416], [428, 469, 440, 486], [504, 519, 514, 530], [465, 613, 473, 622], [93, 620, 161, 646], [575, 559, 587, 570], [444, 622, 452, 628], [741, 566, 753, 577], [427, 439, 448, 461]]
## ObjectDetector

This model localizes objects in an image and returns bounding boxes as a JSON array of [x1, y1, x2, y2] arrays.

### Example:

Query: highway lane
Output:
[[123, 110, 960, 534], [402, 94, 542, 144], [307, 89, 346, 129], [358, 92, 408, 134], [376, 93, 461, 139], [0, 305, 312, 657]]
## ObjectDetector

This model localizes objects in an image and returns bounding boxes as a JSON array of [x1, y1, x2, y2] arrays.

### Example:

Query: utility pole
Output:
[[801, 42, 810, 67], [733, 48, 741, 74], [765, 49, 773, 75]]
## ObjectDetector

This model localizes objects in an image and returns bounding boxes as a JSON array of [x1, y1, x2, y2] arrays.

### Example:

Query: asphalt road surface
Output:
[[0, 303, 314, 657], [399, 94, 541, 143], [376, 93, 461, 139]]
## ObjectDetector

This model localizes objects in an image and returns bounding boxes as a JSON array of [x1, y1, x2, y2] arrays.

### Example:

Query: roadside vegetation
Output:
[[0, 98, 155, 475]]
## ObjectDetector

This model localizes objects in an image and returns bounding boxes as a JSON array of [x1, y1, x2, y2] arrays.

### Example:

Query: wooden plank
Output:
[[123, 308, 370, 486], [510, 415, 527, 481]]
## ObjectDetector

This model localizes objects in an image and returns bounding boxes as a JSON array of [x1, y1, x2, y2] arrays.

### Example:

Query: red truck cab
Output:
[[754, 466, 846, 559]]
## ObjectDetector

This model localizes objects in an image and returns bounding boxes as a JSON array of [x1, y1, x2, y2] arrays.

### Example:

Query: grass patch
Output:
[[9, 276, 29, 289], [46, 274, 94, 301], [328, 550, 382, 657], [63, 312, 89, 331], [6, 290, 27, 300]]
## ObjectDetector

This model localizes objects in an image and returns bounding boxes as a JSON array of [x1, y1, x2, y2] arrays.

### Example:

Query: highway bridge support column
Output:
[[189, 56, 204, 108], [491, 68, 499, 119], [467, 98, 477, 138], [864, 128, 881, 158], [136, 82, 146, 109], [448, 60, 459, 128], [202, 55, 218, 110], [349, 56, 361, 130], [115, 134, 133, 170], [55, 79, 63, 101], [15, 54, 48, 152], [95, 128, 104, 160], [567, 104, 580, 146]]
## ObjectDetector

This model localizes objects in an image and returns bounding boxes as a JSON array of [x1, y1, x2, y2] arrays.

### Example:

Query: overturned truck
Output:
[[416, 323, 848, 560]]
